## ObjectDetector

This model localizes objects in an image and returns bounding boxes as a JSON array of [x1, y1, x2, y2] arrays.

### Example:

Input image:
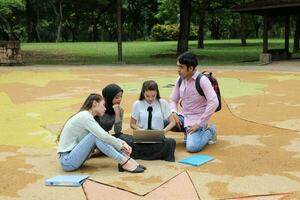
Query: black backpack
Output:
[[178, 71, 221, 112]]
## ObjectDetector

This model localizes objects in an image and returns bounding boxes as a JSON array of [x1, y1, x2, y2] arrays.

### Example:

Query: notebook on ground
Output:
[[179, 155, 214, 166], [133, 129, 165, 143], [45, 175, 89, 187]]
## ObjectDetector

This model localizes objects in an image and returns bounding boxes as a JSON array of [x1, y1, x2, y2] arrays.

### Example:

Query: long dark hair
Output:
[[139, 80, 161, 101], [56, 93, 103, 142]]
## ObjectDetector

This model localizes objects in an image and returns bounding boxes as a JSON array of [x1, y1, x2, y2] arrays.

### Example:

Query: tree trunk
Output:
[[293, 15, 300, 53], [210, 17, 221, 40], [117, 0, 123, 62], [263, 15, 269, 53], [25, 0, 40, 42], [284, 15, 290, 52], [93, 15, 99, 41], [216, 21, 220, 39], [72, 29, 76, 42], [57, 1, 63, 42], [240, 13, 247, 46], [197, 10, 205, 49], [25, 0, 34, 42], [254, 21, 260, 38], [72, 13, 80, 42], [209, 16, 220, 39], [35, 11, 41, 42], [52, 0, 63, 42], [177, 0, 191, 55], [90, 11, 99, 41]]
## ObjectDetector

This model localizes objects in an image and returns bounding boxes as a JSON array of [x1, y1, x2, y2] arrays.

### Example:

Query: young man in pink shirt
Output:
[[169, 51, 219, 152]]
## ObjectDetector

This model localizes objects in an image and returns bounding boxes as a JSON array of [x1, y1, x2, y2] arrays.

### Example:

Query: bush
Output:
[[189, 25, 198, 40], [151, 24, 198, 41], [150, 24, 178, 41]]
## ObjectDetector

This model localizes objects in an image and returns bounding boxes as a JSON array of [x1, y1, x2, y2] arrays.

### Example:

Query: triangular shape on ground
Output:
[[82, 171, 200, 200]]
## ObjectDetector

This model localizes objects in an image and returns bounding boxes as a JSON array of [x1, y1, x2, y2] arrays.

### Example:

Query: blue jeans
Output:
[[58, 133, 126, 171], [185, 126, 214, 152], [167, 114, 215, 153]]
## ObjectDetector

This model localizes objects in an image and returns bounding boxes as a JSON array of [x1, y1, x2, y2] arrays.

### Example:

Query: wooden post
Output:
[[285, 15, 290, 52], [263, 15, 269, 53], [117, 0, 122, 63], [293, 15, 300, 52]]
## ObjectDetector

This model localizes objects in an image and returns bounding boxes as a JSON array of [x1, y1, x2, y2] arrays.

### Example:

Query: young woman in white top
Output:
[[57, 93, 145, 173], [131, 80, 176, 131], [130, 80, 176, 161]]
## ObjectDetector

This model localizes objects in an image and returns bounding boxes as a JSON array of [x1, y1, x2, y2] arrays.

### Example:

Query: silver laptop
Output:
[[133, 129, 165, 143]]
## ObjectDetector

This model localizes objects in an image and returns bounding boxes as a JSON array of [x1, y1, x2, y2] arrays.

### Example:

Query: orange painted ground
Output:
[[0, 64, 299, 199]]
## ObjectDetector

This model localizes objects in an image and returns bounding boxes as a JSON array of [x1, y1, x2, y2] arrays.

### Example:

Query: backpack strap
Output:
[[178, 74, 205, 97], [195, 73, 205, 98], [178, 77, 183, 87]]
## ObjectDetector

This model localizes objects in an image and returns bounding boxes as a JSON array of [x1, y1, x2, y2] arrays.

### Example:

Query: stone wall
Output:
[[0, 41, 22, 65]]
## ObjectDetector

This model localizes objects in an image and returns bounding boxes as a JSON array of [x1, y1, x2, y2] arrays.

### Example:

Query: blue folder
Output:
[[179, 155, 214, 166], [45, 175, 89, 187]]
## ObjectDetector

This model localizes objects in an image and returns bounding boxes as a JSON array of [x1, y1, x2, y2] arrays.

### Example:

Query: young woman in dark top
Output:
[[95, 83, 176, 162]]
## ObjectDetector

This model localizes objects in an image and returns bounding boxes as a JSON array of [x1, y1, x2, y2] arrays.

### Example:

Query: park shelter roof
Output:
[[233, 0, 300, 15]]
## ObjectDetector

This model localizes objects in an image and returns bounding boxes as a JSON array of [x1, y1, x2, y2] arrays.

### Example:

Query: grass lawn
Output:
[[21, 39, 300, 66]]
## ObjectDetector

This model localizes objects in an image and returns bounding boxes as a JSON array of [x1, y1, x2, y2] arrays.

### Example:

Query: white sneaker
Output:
[[208, 125, 217, 145]]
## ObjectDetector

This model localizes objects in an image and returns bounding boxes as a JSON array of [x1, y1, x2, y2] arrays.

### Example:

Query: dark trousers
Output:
[[116, 133, 176, 162]]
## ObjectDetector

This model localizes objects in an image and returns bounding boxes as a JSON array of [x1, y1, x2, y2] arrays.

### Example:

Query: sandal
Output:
[[118, 158, 144, 173]]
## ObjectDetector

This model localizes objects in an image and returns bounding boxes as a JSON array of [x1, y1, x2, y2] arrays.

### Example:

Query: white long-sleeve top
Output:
[[57, 110, 123, 153]]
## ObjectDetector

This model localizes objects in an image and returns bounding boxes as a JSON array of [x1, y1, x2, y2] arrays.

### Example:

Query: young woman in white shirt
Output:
[[130, 80, 176, 161]]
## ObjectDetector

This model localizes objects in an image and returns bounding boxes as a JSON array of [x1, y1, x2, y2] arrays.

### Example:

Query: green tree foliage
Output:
[[155, 0, 179, 24], [122, 0, 158, 40], [0, 0, 25, 17], [0, 0, 298, 44], [0, 0, 25, 40]]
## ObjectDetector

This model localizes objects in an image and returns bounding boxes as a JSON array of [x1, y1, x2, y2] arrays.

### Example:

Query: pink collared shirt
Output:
[[170, 70, 219, 128]]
